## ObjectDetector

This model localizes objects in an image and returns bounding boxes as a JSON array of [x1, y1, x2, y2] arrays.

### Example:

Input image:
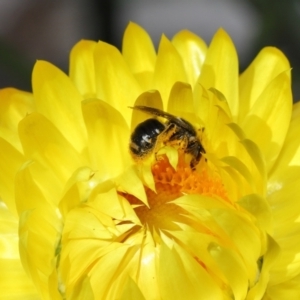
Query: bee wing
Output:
[[129, 105, 192, 131]]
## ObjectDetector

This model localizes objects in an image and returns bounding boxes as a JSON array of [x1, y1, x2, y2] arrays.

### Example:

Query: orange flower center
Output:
[[126, 154, 229, 231]]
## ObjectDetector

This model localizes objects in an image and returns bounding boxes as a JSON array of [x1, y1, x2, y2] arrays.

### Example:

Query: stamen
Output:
[[125, 153, 230, 229]]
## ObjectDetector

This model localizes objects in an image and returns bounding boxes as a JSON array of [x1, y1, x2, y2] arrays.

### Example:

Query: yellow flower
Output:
[[0, 22, 299, 299]]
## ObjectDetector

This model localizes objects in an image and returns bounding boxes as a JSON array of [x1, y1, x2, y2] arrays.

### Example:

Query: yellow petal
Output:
[[152, 35, 187, 108], [175, 193, 266, 280], [60, 207, 122, 297], [157, 146, 179, 170], [122, 22, 156, 90], [172, 30, 207, 88], [0, 202, 19, 259], [123, 22, 156, 73], [238, 194, 272, 234], [242, 71, 292, 172], [239, 137, 266, 179], [135, 232, 159, 299], [94, 41, 142, 126], [0, 258, 38, 300], [69, 40, 97, 98], [269, 100, 300, 184], [270, 228, 300, 283], [137, 163, 156, 193], [0, 88, 34, 152], [159, 241, 223, 299], [32, 61, 87, 153], [193, 87, 237, 158], [15, 159, 63, 212], [239, 47, 290, 123], [0, 203, 38, 299], [91, 187, 140, 224], [266, 179, 300, 284], [168, 229, 248, 300], [211, 209, 264, 283], [198, 29, 239, 119], [115, 167, 148, 206], [205, 107, 262, 199], [16, 159, 56, 215], [59, 167, 96, 218], [18, 112, 86, 183], [228, 123, 267, 195], [265, 273, 300, 299], [246, 236, 280, 300], [88, 244, 140, 299], [82, 99, 130, 178], [119, 277, 146, 300], [19, 206, 62, 299], [209, 243, 249, 300], [167, 82, 194, 116], [68, 276, 94, 300], [221, 156, 256, 193], [0, 138, 25, 215]]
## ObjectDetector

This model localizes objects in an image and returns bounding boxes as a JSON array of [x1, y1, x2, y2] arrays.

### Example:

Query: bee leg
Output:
[[179, 135, 188, 150], [163, 123, 177, 140], [190, 157, 198, 170], [188, 143, 206, 169]]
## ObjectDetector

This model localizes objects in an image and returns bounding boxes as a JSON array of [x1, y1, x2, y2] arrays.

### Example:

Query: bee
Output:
[[129, 105, 205, 169]]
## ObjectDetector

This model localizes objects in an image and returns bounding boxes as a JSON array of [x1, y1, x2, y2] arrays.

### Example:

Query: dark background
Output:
[[0, 0, 299, 101]]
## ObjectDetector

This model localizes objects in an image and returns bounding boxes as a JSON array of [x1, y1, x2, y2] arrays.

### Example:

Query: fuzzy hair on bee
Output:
[[129, 106, 205, 169]]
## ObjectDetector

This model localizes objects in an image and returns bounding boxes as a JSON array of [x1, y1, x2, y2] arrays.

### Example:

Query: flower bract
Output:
[[0, 22, 300, 299]]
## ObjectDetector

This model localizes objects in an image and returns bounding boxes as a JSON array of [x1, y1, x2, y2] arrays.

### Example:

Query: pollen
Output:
[[152, 154, 229, 201], [126, 154, 230, 230]]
